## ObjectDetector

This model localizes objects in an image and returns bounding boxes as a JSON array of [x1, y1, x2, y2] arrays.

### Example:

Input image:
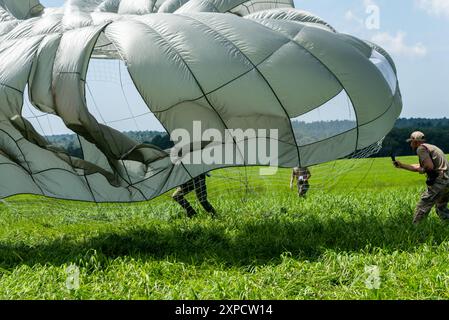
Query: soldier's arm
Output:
[[420, 157, 435, 172], [395, 161, 425, 174], [290, 172, 295, 189], [416, 147, 435, 172]]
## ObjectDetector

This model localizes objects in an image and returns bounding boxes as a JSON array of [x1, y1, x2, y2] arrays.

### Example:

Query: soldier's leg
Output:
[[298, 182, 308, 197], [435, 185, 449, 221], [413, 186, 440, 224], [297, 181, 303, 197], [302, 181, 310, 196], [172, 182, 197, 217], [194, 175, 216, 215]]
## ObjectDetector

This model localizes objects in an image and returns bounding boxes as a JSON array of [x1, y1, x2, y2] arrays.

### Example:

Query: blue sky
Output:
[[296, 0, 449, 119], [36, 0, 448, 134]]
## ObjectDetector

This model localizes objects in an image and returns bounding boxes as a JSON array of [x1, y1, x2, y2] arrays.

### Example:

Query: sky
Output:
[[296, 0, 449, 119], [34, 0, 449, 134]]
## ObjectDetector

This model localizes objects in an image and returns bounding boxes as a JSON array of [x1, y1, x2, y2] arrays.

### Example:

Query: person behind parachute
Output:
[[393, 131, 449, 224], [172, 173, 216, 218], [170, 140, 217, 217], [290, 166, 311, 197]]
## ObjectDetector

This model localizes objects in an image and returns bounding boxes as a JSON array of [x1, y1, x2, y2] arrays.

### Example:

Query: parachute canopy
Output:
[[0, 0, 402, 202]]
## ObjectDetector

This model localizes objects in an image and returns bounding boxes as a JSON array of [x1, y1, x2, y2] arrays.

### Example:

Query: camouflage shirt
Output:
[[293, 167, 310, 178]]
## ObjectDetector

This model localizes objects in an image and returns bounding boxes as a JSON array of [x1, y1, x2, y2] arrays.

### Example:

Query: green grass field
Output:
[[1, 155, 449, 300]]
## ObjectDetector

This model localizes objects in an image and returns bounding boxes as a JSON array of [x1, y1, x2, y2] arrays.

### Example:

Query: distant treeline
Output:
[[291, 120, 355, 146], [46, 131, 174, 158], [45, 118, 449, 158], [377, 118, 449, 157]]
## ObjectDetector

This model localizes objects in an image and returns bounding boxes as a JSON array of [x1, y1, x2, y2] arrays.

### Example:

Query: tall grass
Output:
[[0, 156, 448, 299]]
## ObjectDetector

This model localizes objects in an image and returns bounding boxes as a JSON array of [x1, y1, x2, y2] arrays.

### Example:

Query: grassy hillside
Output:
[[0, 155, 449, 299]]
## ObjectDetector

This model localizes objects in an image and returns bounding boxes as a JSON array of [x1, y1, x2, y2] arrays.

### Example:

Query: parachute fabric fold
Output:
[[0, 1, 402, 202]]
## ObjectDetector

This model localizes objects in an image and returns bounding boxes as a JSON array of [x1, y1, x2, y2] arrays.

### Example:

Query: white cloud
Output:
[[416, 0, 449, 18], [371, 31, 428, 58]]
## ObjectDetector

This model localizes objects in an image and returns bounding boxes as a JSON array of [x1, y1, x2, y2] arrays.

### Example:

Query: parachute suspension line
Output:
[[46, 114, 55, 136], [244, 165, 250, 199], [117, 60, 140, 131], [86, 83, 108, 125], [324, 160, 339, 191], [85, 81, 127, 165], [351, 157, 376, 194], [348, 138, 384, 192], [24, 99, 50, 143], [104, 111, 152, 125]]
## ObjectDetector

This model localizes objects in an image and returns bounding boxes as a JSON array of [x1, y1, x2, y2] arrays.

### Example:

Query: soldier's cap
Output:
[[406, 131, 426, 142]]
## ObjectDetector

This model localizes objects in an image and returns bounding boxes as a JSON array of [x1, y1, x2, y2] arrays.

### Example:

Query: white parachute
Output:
[[0, 0, 402, 202]]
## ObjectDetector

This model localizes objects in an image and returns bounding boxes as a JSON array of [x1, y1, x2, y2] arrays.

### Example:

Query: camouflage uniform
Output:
[[413, 144, 449, 224], [292, 167, 311, 197], [172, 174, 216, 217]]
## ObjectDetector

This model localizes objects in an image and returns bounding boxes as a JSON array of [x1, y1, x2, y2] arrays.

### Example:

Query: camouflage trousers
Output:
[[414, 178, 449, 224], [172, 174, 215, 217], [297, 181, 310, 197]]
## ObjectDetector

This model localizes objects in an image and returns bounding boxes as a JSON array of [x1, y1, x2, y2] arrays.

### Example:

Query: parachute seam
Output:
[[297, 95, 396, 148], [0, 83, 23, 94], [0, 127, 45, 195], [188, 0, 221, 13], [98, 29, 173, 153], [179, 14, 301, 165], [23, 97, 49, 143], [289, 40, 360, 152], [153, 164, 176, 198], [180, 162, 194, 180], [293, 89, 343, 120], [251, 22, 361, 155], [132, 20, 248, 169], [291, 90, 353, 146], [128, 134, 300, 189], [235, 3, 251, 15], [117, 59, 140, 130], [129, 167, 173, 189], [26, 166, 145, 202], [30, 167, 87, 176], [101, 30, 187, 194], [0, 162, 29, 171], [0, 162, 343, 203], [150, 0, 158, 13], [297, 127, 357, 148], [151, 36, 292, 114], [28, 67, 102, 201], [55, 24, 143, 196], [225, 0, 287, 14], [4, 136, 84, 179], [359, 94, 397, 127], [226, 2, 250, 13], [21, 165, 149, 201], [76, 134, 97, 202], [129, 185, 149, 201], [28, 167, 135, 200]]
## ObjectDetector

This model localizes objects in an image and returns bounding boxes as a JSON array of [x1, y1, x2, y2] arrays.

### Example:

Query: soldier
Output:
[[172, 173, 216, 218], [290, 166, 311, 197], [393, 131, 449, 224]]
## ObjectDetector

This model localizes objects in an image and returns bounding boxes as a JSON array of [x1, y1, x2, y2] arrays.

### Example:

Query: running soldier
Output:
[[290, 166, 311, 197], [172, 174, 216, 217], [393, 131, 449, 224]]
